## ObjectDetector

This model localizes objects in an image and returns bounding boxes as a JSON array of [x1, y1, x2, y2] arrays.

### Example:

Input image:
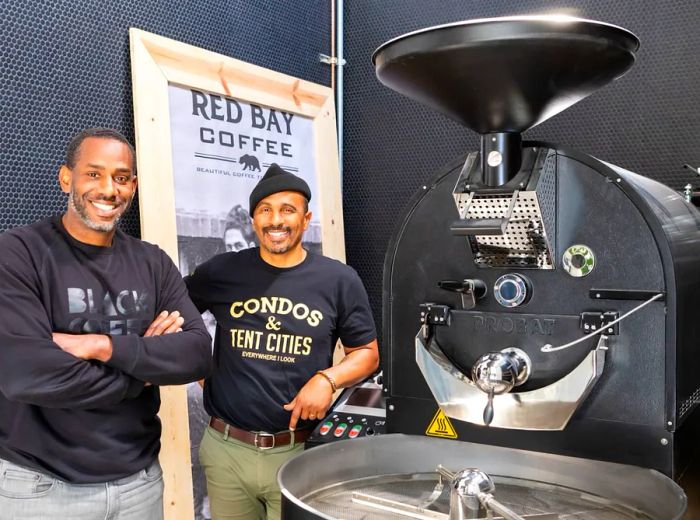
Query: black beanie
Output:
[[249, 163, 311, 214]]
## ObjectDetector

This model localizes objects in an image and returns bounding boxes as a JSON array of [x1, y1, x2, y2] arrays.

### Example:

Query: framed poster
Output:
[[169, 84, 324, 277], [129, 28, 342, 520]]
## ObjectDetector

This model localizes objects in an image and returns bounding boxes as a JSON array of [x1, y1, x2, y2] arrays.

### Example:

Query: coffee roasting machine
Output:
[[279, 16, 695, 519]]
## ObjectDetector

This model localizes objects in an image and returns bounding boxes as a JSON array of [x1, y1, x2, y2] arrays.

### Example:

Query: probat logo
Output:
[[473, 315, 556, 336]]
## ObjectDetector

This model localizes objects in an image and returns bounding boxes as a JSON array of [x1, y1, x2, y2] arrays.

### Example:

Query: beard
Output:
[[69, 188, 130, 233], [261, 225, 300, 254]]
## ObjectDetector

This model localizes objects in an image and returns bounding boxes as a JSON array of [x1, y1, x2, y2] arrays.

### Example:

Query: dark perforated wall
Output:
[[343, 1, 700, 339], [0, 0, 331, 236]]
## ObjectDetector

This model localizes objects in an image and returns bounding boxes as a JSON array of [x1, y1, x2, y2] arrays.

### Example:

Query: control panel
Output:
[[305, 379, 386, 448]]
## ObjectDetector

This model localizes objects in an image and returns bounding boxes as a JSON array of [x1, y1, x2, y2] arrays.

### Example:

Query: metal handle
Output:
[[483, 390, 495, 426], [450, 218, 508, 235], [438, 279, 487, 310], [437, 464, 455, 481]]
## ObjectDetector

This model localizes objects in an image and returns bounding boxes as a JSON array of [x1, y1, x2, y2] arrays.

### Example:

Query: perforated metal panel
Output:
[[343, 1, 700, 338], [538, 151, 557, 246], [460, 192, 554, 269], [0, 0, 331, 238]]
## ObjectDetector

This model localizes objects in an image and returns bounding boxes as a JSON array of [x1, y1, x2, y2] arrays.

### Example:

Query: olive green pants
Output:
[[199, 425, 305, 520]]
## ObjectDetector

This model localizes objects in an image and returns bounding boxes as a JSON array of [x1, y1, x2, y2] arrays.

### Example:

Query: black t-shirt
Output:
[[0, 216, 212, 483], [185, 248, 376, 433]]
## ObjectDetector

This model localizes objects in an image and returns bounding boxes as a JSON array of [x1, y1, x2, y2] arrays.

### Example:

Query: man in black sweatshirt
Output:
[[0, 128, 212, 519]]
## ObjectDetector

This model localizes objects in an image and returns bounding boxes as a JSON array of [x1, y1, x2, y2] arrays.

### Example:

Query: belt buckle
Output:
[[254, 431, 276, 450]]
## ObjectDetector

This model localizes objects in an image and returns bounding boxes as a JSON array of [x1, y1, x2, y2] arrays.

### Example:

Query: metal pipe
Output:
[[480, 132, 522, 186], [330, 0, 335, 92], [479, 493, 526, 520], [336, 0, 344, 184], [436, 464, 455, 481]]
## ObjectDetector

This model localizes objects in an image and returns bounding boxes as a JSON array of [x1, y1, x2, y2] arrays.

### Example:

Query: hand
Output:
[[144, 310, 184, 337], [52, 333, 112, 362], [283, 373, 334, 430]]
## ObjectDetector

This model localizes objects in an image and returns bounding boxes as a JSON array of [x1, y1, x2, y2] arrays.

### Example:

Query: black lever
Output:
[[438, 279, 487, 310], [483, 389, 495, 426]]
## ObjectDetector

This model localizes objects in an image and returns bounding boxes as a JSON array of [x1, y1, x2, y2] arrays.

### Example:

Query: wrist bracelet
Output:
[[316, 370, 338, 392]]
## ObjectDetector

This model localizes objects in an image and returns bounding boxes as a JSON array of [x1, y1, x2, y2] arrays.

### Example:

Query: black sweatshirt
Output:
[[0, 216, 212, 483]]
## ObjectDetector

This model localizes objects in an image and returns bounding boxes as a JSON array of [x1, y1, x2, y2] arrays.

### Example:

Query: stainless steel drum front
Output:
[[279, 435, 686, 520]]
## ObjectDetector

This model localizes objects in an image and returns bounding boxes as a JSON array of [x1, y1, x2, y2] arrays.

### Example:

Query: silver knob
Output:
[[438, 465, 526, 520], [445, 468, 494, 520], [471, 348, 531, 426], [452, 468, 495, 497], [472, 347, 531, 395]]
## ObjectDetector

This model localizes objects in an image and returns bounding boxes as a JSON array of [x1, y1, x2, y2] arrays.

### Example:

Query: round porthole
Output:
[[494, 274, 530, 307]]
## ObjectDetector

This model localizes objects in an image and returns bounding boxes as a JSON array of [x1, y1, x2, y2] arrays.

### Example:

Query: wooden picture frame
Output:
[[129, 28, 343, 520]]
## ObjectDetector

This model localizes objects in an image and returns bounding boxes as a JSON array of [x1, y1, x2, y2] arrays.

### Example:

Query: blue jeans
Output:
[[0, 457, 164, 520]]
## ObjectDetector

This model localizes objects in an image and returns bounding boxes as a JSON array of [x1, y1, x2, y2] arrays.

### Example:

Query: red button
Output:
[[333, 423, 348, 437], [319, 422, 333, 436], [348, 425, 363, 439]]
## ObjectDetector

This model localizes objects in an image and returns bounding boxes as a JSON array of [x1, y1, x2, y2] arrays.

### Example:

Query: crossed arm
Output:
[[52, 310, 185, 363], [46, 262, 212, 388], [52, 310, 186, 385], [0, 240, 212, 409], [1, 312, 198, 409]]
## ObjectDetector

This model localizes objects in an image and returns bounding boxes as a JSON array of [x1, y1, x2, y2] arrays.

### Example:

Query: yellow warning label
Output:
[[425, 409, 458, 439]]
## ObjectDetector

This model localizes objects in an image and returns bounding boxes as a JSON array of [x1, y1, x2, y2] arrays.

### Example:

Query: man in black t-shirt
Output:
[[0, 128, 212, 519], [186, 163, 379, 520]]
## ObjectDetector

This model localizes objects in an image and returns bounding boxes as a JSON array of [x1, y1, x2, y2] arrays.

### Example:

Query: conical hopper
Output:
[[372, 15, 640, 184]]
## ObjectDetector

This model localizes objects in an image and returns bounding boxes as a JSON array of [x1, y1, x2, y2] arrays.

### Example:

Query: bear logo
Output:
[[239, 154, 261, 172]]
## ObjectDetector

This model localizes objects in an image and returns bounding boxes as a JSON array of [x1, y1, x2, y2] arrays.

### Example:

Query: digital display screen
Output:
[[344, 387, 385, 409]]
